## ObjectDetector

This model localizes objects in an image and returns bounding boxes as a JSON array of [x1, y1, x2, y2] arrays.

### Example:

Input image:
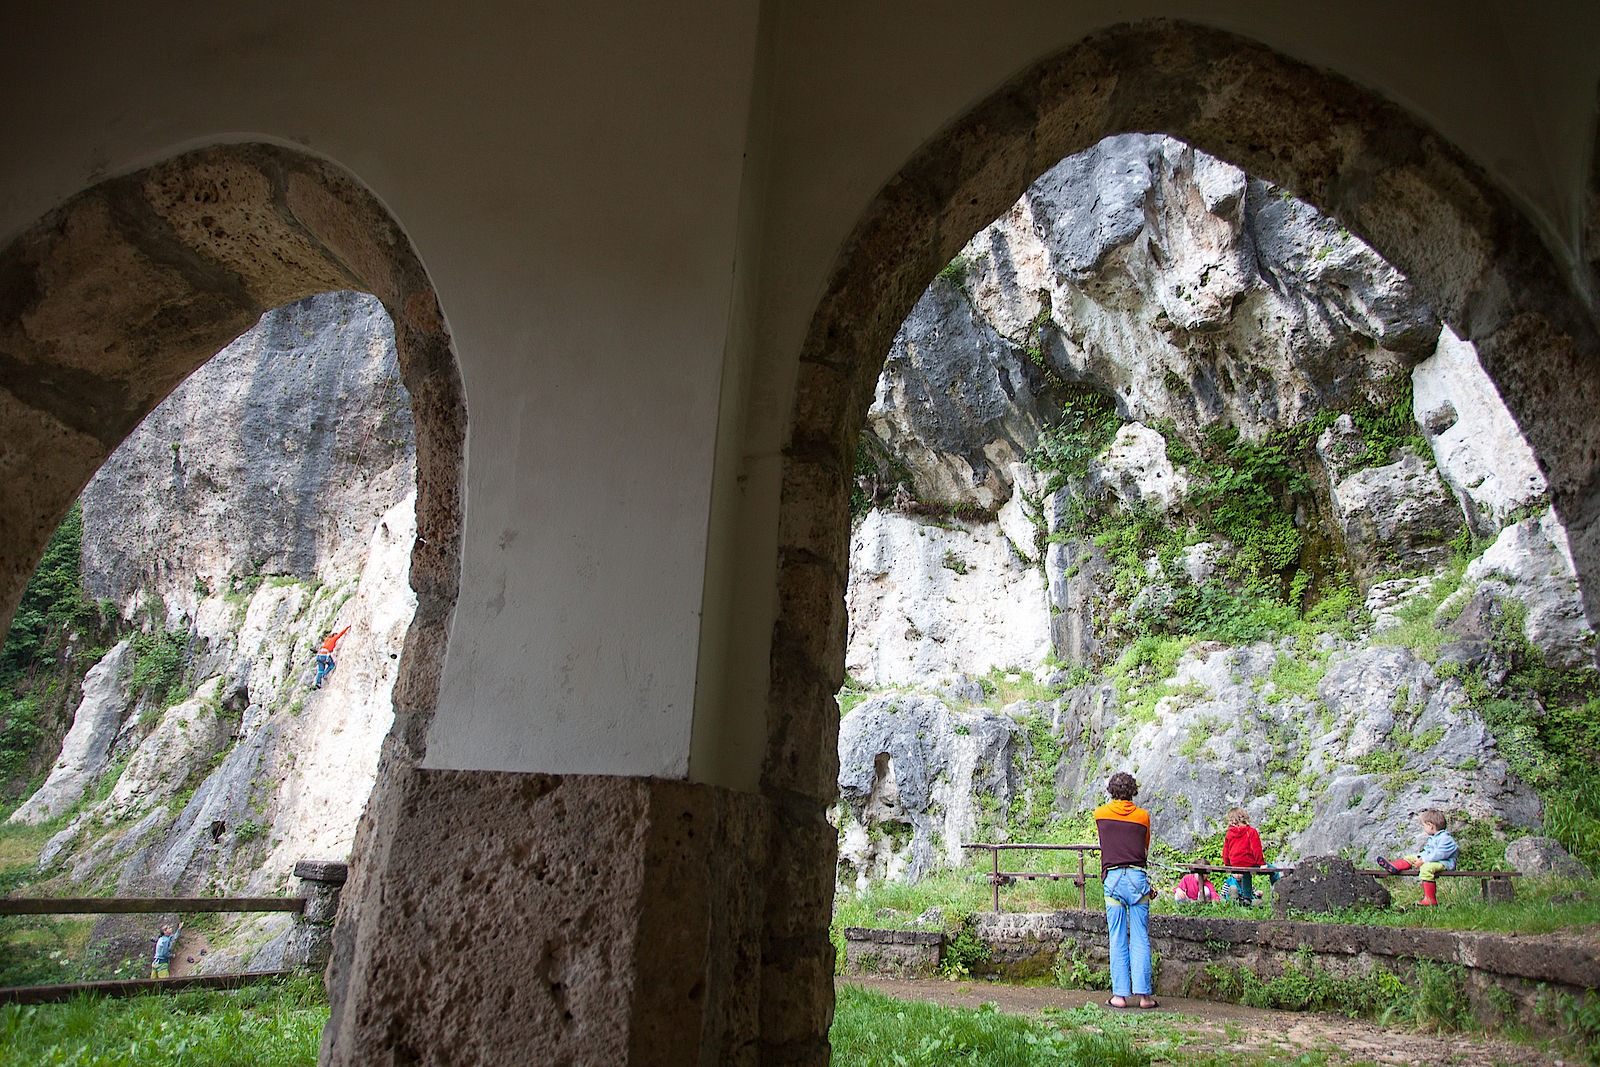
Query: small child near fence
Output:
[[1221, 807, 1278, 905], [1378, 809, 1458, 906], [150, 921, 183, 979], [1173, 872, 1221, 902]]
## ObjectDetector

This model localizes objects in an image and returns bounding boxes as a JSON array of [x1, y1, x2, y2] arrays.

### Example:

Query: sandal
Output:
[[1138, 997, 1160, 1009], [1106, 996, 1128, 1009]]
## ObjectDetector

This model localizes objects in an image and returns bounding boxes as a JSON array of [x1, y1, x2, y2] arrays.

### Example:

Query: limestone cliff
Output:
[[5, 291, 415, 973], [838, 136, 1593, 891]]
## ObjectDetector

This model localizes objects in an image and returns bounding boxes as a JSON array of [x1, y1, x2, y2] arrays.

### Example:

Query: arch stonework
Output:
[[0, 143, 468, 1059], [769, 18, 1600, 1058]]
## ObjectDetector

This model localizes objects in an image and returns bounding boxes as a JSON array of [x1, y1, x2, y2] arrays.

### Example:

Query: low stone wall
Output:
[[844, 911, 1600, 1035], [841, 927, 944, 978]]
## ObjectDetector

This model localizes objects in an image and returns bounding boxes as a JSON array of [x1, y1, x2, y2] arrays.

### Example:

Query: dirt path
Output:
[[840, 977, 1559, 1066]]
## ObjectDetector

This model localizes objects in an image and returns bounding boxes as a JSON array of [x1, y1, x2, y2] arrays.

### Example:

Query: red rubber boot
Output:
[[1419, 880, 1438, 906]]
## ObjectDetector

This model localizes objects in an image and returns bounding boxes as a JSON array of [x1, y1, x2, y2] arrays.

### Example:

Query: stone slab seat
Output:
[[1358, 867, 1522, 903]]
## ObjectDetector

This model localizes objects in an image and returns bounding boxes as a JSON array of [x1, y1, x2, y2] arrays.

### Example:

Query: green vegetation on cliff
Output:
[[0, 504, 111, 799]]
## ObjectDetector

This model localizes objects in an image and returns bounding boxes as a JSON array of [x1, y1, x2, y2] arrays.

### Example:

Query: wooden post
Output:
[[992, 846, 1000, 914]]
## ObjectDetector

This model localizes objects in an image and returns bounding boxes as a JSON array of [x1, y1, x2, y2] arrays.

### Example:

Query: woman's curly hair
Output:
[[1107, 772, 1138, 801]]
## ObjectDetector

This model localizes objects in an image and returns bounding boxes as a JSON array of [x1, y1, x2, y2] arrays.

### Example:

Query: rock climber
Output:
[[313, 625, 350, 689]]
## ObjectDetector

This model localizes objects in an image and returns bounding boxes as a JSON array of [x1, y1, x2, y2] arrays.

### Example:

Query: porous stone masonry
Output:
[[849, 912, 1600, 1034], [840, 927, 944, 978], [321, 770, 769, 1066], [0, 144, 464, 652]]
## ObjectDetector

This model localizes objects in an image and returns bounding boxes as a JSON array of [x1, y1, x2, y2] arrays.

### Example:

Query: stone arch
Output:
[[0, 142, 463, 1043], [765, 20, 1600, 1050]]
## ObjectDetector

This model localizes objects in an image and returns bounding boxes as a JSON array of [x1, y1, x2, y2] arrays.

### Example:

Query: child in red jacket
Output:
[[1221, 807, 1278, 905]]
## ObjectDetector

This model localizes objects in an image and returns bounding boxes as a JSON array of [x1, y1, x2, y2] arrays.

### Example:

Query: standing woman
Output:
[[1095, 772, 1158, 1009]]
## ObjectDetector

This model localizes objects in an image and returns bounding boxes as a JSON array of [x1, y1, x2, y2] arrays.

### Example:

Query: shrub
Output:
[[129, 629, 190, 711]]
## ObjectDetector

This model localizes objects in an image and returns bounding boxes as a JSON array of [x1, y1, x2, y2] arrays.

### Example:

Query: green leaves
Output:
[[128, 630, 189, 709], [1027, 390, 1125, 493], [1, 504, 99, 688]]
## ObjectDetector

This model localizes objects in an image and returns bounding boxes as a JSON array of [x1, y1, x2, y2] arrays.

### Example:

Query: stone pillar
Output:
[[1481, 877, 1516, 904], [321, 770, 769, 1066], [291, 859, 348, 973]]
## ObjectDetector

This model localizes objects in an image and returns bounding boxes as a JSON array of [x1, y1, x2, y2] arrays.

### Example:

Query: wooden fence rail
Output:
[[0, 891, 319, 1004], [0, 896, 305, 916], [961, 843, 1102, 913], [0, 971, 296, 1005]]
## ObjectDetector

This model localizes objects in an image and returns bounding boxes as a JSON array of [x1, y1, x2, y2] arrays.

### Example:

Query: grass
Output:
[[1276, 874, 1600, 933], [0, 819, 60, 878], [980, 667, 1066, 709], [1366, 557, 1470, 661], [832, 983, 1150, 1066], [0, 975, 327, 1067], [836, 868, 1600, 939], [834, 984, 1445, 1067]]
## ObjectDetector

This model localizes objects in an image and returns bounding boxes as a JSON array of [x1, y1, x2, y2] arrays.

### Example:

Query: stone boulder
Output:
[[1324, 445, 1461, 585], [1272, 855, 1391, 917], [1461, 508, 1595, 668], [1504, 836, 1591, 879], [1081, 423, 1188, 515], [869, 282, 1054, 510], [836, 693, 1030, 887], [103, 678, 226, 815]]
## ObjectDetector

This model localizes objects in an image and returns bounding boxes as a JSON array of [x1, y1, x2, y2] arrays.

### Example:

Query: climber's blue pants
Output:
[[314, 653, 335, 687], [1103, 866, 1152, 997]]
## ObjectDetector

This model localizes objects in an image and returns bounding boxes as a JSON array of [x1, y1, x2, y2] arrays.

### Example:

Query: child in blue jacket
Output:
[[1378, 809, 1458, 905], [150, 921, 183, 978]]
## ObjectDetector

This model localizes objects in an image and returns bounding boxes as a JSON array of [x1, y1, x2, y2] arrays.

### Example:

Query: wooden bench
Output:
[[962, 843, 1101, 913], [1184, 863, 1292, 905], [1358, 867, 1521, 902]]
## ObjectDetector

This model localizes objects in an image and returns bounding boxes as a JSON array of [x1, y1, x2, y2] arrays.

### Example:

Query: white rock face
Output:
[[1082, 423, 1187, 514], [996, 462, 1045, 563], [104, 677, 224, 815], [830, 135, 1587, 896], [846, 511, 1050, 686], [1365, 573, 1441, 633], [870, 134, 1438, 513], [1413, 327, 1548, 538], [18, 291, 419, 914], [836, 693, 1029, 886], [9, 640, 133, 824], [1464, 508, 1595, 667], [255, 493, 416, 884], [80, 291, 412, 621]]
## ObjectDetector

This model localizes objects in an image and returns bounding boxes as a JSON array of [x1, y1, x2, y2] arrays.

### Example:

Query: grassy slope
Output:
[[0, 977, 326, 1067]]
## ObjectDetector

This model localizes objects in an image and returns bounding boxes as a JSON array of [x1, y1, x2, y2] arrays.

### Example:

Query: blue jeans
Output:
[[314, 653, 335, 687], [1103, 866, 1152, 997]]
